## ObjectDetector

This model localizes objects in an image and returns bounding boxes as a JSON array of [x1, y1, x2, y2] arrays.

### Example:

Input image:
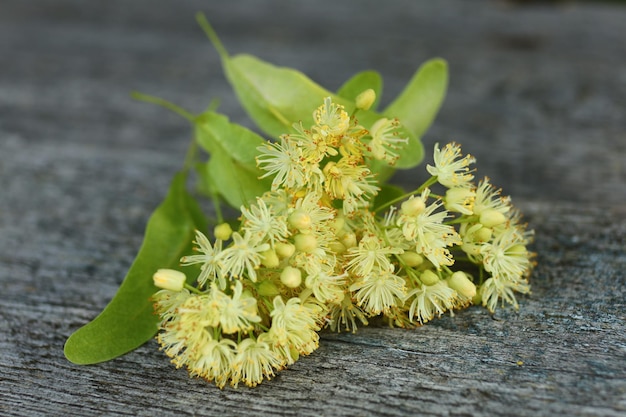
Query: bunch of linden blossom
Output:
[[151, 91, 534, 388]]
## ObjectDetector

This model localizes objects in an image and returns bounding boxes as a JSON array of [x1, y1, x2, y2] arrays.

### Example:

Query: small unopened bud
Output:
[[280, 266, 302, 288], [260, 249, 280, 268], [257, 280, 280, 297], [329, 240, 347, 254], [474, 226, 493, 243], [153, 268, 186, 291], [479, 209, 507, 228], [446, 187, 474, 204], [445, 187, 475, 214], [399, 251, 424, 267], [214, 223, 233, 240], [275, 242, 296, 259], [401, 197, 425, 217], [508, 244, 528, 256], [294, 233, 317, 252], [355, 88, 376, 111], [288, 210, 312, 231], [420, 269, 440, 286], [448, 271, 476, 298], [332, 215, 346, 233], [339, 232, 357, 249]]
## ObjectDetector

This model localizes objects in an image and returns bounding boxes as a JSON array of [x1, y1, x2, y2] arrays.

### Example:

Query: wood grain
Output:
[[1, 1, 625, 416]]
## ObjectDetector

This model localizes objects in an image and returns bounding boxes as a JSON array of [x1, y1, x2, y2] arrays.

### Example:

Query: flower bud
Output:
[[479, 209, 507, 228], [339, 232, 357, 249], [332, 215, 346, 233], [275, 242, 296, 259], [399, 251, 424, 267], [420, 269, 440, 286], [474, 226, 493, 243], [214, 223, 233, 240], [329, 240, 347, 254], [401, 197, 425, 217], [280, 266, 302, 288], [260, 249, 280, 268], [448, 271, 476, 298], [446, 187, 474, 204], [444, 187, 475, 214], [355, 89, 376, 111], [508, 244, 528, 256], [288, 210, 312, 231], [294, 233, 317, 253], [153, 268, 186, 291]]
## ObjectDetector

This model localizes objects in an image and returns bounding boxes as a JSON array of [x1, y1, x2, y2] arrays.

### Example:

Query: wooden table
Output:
[[1, 1, 624, 415]]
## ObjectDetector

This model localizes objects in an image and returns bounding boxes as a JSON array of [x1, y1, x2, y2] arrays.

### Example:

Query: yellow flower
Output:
[[367, 117, 408, 163], [328, 295, 369, 333], [230, 337, 282, 388], [313, 97, 350, 138], [152, 288, 191, 321], [256, 137, 307, 191], [345, 233, 401, 277], [180, 230, 224, 288], [479, 275, 530, 313], [407, 281, 457, 324], [291, 192, 336, 232], [240, 197, 289, 246], [444, 186, 475, 215], [396, 189, 461, 269], [213, 281, 261, 334], [472, 178, 511, 218], [349, 271, 406, 315], [323, 157, 379, 214], [427, 142, 476, 188], [189, 336, 237, 389], [217, 231, 269, 282], [157, 295, 217, 368], [269, 296, 320, 354], [481, 226, 532, 281], [304, 267, 346, 304]]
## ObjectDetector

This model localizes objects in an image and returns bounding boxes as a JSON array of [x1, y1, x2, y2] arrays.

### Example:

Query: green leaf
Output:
[[196, 14, 442, 177], [218, 52, 423, 178], [196, 14, 338, 139], [204, 153, 266, 209], [194, 111, 271, 208], [224, 53, 334, 138], [64, 172, 206, 364], [336, 70, 383, 111], [195, 111, 263, 170], [384, 58, 448, 142]]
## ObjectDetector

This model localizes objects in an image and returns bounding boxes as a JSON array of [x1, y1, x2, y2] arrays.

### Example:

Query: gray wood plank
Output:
[[1, 1, 625, 416]]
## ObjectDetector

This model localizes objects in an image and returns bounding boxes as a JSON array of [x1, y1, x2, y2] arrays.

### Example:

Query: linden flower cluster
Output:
[[152, 94, 534, 388]]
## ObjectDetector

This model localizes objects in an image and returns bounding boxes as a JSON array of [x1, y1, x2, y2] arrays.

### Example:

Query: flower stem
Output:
[[130, 91, 195, 122], [184, 283, 203, 294], [373, 176, 438, 214]]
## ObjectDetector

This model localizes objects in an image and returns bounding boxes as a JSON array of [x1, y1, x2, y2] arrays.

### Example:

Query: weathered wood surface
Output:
[[1, 1, 625, 416]]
